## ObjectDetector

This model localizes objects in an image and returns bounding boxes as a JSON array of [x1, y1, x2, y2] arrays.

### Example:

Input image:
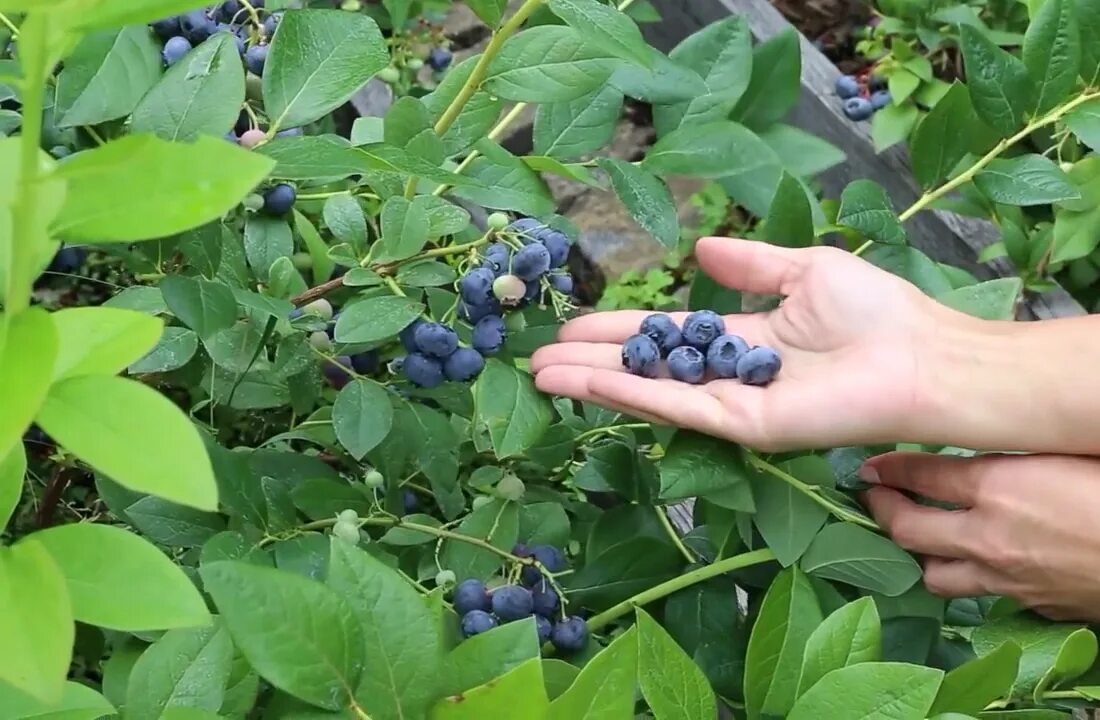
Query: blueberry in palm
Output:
[[736, 346, 783, 386], [640, 314, 682, 356], [668, 346, 706, 384], [622, 334, 661, 378], [707, 334, 750, 379]]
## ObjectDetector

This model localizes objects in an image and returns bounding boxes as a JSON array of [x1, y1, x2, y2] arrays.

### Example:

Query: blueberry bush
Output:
[[2, 0, 1100, 718]]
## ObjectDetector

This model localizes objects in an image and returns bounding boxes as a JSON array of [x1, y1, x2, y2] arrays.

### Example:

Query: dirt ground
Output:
[[771, 0, 873, 71]]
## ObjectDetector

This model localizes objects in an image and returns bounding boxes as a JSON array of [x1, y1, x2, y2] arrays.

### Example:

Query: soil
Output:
[[771, 0, 874, 73]]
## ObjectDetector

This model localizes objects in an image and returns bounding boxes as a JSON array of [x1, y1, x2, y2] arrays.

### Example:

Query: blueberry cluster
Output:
[[835, 74, 891, 122], [621, 311, 783, 386], [150, 2, 278, 70], [452, 543, 588, 653]]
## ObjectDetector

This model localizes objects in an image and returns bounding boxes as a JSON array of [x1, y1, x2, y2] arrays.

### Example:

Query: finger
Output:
[[530, 343, 625, 374], [863, 487, 974, 559], [584, 369, 731, 438], [696, 237, 808, 296], [557, 309, 769, 345], [861, 452, 986, 507], [922, 558, 998, 598], [533, 366, 668, 424]]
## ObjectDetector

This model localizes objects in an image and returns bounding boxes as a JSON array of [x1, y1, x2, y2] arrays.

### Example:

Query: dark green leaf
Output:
[[55, 26, 162, 128], [643, 120, 776, 180], [244, 216, 293, 282], [929, 641, 1022, 716], [837, 179, 907, 246], [332, 380, 393, 460], [466, 0, 507, 26], [565, 537, 682, 610], [333, 295, 424, 344], [475, 359, 553, 459], [126, 497, 225, 547], [911, 83, 976, 189], [800, 523, 922, 597], [960, 24, 1034, 136], [660, 431, 754, 508], [1023, 0, 1080, 113], [125, 622, 234, 720], [384, 96, 444, 165], [422, 55, 503, 157], [764, 173, 814, 248], [547, 0, 652, 68], [974, 155, 1080, 205], [636, 607, 717, 720], [440, 499, 520, 582], [160, 276, 237, 339], [731, 28, 801, 130], [1078, 0, 1100, 82], [454, 140, 556, 217], [751, 457, 829, 566], [598, 158, 680, 249], [787, 662, 943, 719], [378, 196, 431, 261], [534, 85, 624, 160], [1065, 98, 1100, 149], [608, 49, 708, 104], [484, 26, 618, 102]]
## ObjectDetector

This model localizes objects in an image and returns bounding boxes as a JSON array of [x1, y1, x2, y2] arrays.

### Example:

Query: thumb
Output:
[[861, 451, 990, 508], [696, 237, 807, 296]]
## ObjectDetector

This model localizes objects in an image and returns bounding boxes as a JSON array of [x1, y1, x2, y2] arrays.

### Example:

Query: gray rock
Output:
[[350, 78, 393, 118]]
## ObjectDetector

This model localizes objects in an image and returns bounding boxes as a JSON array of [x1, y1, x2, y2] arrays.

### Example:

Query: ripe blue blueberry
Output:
[[460, 267, 496, 305], [491, 585, 534, 622], [835, 74, 860, 99], [276, 127, 304, 138], [403, 489, 419, 513], [538, 229, 570, 268], [870, 90, 892, 110], [263, 12, 282, 38], [162, 36, 192, 66], [512, 243, 552, 281], [245, 44, 269, 76], [461, 610, 498, 638], [707, 334, 750, 379], [216, 0, 242, 22], [180, 10, 216, 44], [472, 315, 506, 356], [403, 353, 446, 388], [536, 615, 552, 644], [668, 346, 706, 384], [350, 351, 379, 375], [549, 273, 573, 295], [322, 356, 354, 389], [400, 318, 426, 352], [843, 97, 874, 122], [521, 544, 566, 585], [531, 581, 560, 618], [481, 243, 512, 275], [682, 310, 726, 350], [736, 346, 783, 386], [621, 334, 661, 379], [453, 579, 491, 615], [869, 74, 887, 92], [551, 616, 589, 652], [508, 218, 543, 241], [427, 47, 453, 71], [523, 279, 542, 305], [263, 184, 296, 215], [460, 298, 503, 324], [640, 314, 682, 357], [151, 16, 181, 39], [444, 348, 485, 382], [413, 322, 459, 359], [47, 247, 86, 274]]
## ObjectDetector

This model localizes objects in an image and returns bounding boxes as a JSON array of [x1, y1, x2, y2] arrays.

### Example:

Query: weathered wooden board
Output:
[[645, 0, 1085, 321]]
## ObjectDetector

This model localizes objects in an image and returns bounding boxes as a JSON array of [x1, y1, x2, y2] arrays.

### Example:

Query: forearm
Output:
[[915, 310, 1100, 455]]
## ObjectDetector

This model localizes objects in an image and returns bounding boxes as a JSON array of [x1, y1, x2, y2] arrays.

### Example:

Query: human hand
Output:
[[862, 452, 1100, 622], [531, 237, 969, 451]]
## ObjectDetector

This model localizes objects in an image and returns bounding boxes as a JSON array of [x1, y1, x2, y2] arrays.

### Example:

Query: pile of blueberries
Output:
[[622, 311, 782, 386], [453, 543, 588, 653], [149, 1, 275, 71], [835, 73, 891, 122]]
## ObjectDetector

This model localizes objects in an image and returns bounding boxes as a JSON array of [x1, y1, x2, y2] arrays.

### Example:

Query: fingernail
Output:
[[858, 465, 880, 484]]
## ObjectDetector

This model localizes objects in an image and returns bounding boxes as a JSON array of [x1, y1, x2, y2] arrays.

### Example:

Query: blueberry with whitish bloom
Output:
[[481, 243, 512, 275], [668, 346, 706, 384], [403, 489, 419, 513], [162, 36, 192, 66], [460, 298, 503, 324], [403, 353, 445, 388], [263, 184, 296, 215], [453, 579, 491, 615], [180, 10, 216, 44], [245, 44, 269, 76], [871, 90, 892, 110], [216, 0, 242, 22], [461, 610, 498, 638], [413, 322, 459, 359], [444, 348, 485, 382], [508, 217, 543, 238], [428, 47, 453, 71], [549, 273, 573, 295], [551, 616, 589, 652], [151, 16, 181, 39], [538, 229, 570, 268], [835, 74, 860, 99], [512, 243, 552, 281], [521, 544, 567, 586], [523, 279, 542, 305], [843, 97, 874, 122], [215, 23, 246, 54], [276, 127, 304, 138], [400, 318, 426, 352], [460, 267, 496, 305], [536, 615, 552, 644], [472, 315, 506, 356], [621, 334, 661, 378], [531, 581, 560, 618], [707, 334, 750, 379], [736, 346, 783, 386], [263, 12, 282, 38], [491, 585, 534, 622], [640, 313, 682, 357], [682, 310, 725, 350]]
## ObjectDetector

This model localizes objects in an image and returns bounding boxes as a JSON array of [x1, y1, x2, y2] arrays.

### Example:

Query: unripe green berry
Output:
[[303, 298, 334, 321], [472, 495, 493, 511], [337, 509, 359, 524], [1061, 161, 1075, 173], [493, 274, 527, 306], [332, 521, 360, 543], [364, 469, 384, 488], [309, 331, 333, 352], [504, 312, 527, 333], [496, 474, 525, 501], [378, 67, 401, 84], [243, 193, 265, 212], [487, 212, 510, 231], [435, 569, 456, 587], [342, 0, 362, 9], [407, 58, 424, 71], [292, 252, 313, 271]]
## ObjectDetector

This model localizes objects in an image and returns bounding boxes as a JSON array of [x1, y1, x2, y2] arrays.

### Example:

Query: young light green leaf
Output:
[[54, 25, 162, 128], [50, 307, 164, 381], [200, 561, 366, 710], [293, 210, 336, 285], [332, 379, 393, 460], [333, 295, 424, 344], [547, 0, 652, 68], [33, 523, 210, 631], [660, 431, 753, 508], [597, 158, 680, 249], [534, 85, 624, 161], [378, 196, 431, 261], [160, 275, 238, 339], [973, 615, 1085, 694], [837, 179, 907, 246], [440, 498, 519, 582], [131, 32, 245, 142], [1023, 0, 1080, 113], [787, 663, 943, 720], [928, 641, 1021, 716], [53, 135, 275, 243], [760, 124, 846, 178], [764, 173, 814, 248], [475, 359, 553, 459], [798, 597, 881, 696], [936, 278, 1023, 321], [0, 307, 57, 463], [327, 541, 444, 720], [636, 608, 717, 720], [960, 24, 1034, 136], [264, 10, 389, 130], [974, 155, 1081, 205], [731, 29, 801, 130], [430, 658, 549, 720], [0, 540, 73, 703], [549, 627, 638, 719], [484, 26, 618, 103], [36, 375, 219, 511], [745, 567, 823, 719], [0, 679, 114, 719], [74, 1, 217, 31], [0, 444, 24, 529], [871, 101, 921, 153], [124, 622, 234, 720], [800, 523, 922, 597], [643, 120, 775, 180], [910, 83, 977, 189]]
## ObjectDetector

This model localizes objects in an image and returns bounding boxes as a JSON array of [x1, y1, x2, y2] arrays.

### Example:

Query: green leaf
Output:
[[547, 0, 652, 68], [0, 540, 72, 703], [731, 28, 801, 130], [124, 622, 234, 720], [466, 0, 507, 26], [798, 597, 881, 696], [132, 32, 245, 142], [1065, 98, 1100, 149], [422, 55, 503, 157], [653, 16, 754, 136], [974, 155, 1080, 205], [126, 496, 226, 547], [0, 308, 57, 463], [54, 26, 162, 128], [548, 627, 638, 719], [764, 173, 814, 248], [160, 275, 237, 340], [440, 498, 519, 582], [837, 179, 907, 246], [378, 196, 431, 261], [264, 9, 389, 130], [1023, 0, 1080, 113], [608, 48, 709, 105], [384, 97, 444, 165], [533, 86, 623, 161], [800, 523, 922, 597], [0, 680, 114, 719], [33, 523, 210, 632], [53, 135, 275, 243], [566, 537, 682, 610], [453, 140, 556, 217], [744, 567, 823, 719], [936, 278, 1023, 320], [200, 561, 366, 710], [644, 120, 775, 180], [50, 307, 163, 380], [751, 459, 829, 566], [871, 101, 920, 153], [960, 24, 1034, 136], [929, 641, 1022, 715], [327, 540, 443, 720], [475, 359, 553, 459], [334, 295, 424, 345], [636, 608, 717, 720], [332, 379, 393, 460], [36, 375, 219, 511], [438, 618, 542, 698], [1078, 0, 1100, 82], [419, 195, 471, 237], [74, 1, 218, 31], [294, 210, 336, 285], [787, 663, 943, 719], [911, 83, 977, 189], [1038, 628, 1097, 696], [129, 327, 199, 374], [244, 216, 293, 281], [430, 659, 549, 720], [660, 431, 753, 507], [759, 124, 847, 178], [484, 26, 618, 102], [889, 69, 922, 104], [597, 158, 680, 249], [0, 444, 24, 529], [973, 615, 1088, 694]]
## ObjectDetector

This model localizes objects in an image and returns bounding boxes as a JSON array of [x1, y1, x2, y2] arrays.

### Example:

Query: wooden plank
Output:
[[645, 0, 1085, 321]]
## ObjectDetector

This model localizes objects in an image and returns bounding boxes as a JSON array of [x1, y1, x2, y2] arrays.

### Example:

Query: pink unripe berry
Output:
[[239, 129, 267, 148]]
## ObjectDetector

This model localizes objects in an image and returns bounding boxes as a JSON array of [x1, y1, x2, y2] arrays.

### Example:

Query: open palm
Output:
[[531, 237, 953, 451]]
